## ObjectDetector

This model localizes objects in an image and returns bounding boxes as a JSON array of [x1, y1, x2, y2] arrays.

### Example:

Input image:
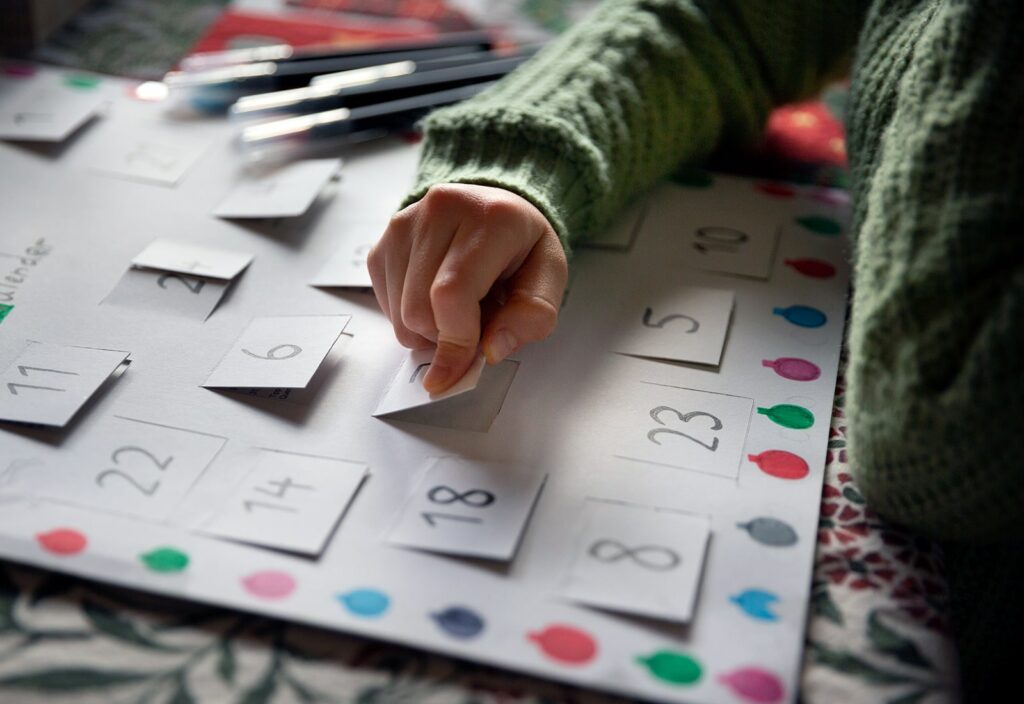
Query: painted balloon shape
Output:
[[528, 624, 597, 665], [140, 547, 189, 573], [36, 528, 87, 556], [761, 357, 821, 382], [4, 64, 36, 77], [809, 190, 849, 207], [671, 166, 714, 188], [730, 590, 780, 622], [64, 74, 101, 89], [637, 650, 702, 685], [748, 450, 810, 480], [784, 258, 836, 279], [756, 403, 814, 429], [339, 589, 390, 618], [736, 517, 798, 547], [755, 182, 796, 198], [772, 305, 827, 328], [242, 570, 296, 600], [432, 606, 484, 639], [795, 215, 842, 236], [718, 667, 786, 703]]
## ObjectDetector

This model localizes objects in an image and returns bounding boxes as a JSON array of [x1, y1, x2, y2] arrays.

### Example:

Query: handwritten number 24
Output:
[[647, 406, 722, 451]]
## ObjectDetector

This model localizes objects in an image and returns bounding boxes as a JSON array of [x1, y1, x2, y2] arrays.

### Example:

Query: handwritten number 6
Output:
[[242, 344, 302, 361], [647, 405, 722, 451]]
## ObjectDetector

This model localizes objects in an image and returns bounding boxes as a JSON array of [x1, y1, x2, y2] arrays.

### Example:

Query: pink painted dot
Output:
[[784, 258, 836, 279], [718, 667, 785, 703], [36, 528, 87, 556], [242, 570, 296, 600], [808, 189, 850, 207], [761, 357, 821, 382], [3, 64, 36, 78], [754, 182, 797, 198], [527, 624, 597, 665], [748, 450, 810, 480]]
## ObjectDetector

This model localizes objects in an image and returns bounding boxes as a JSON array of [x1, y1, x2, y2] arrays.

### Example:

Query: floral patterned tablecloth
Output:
[[1, 1, 961, 701]]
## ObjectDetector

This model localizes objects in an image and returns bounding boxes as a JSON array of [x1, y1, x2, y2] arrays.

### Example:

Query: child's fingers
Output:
[[482, 232, 567, 363]]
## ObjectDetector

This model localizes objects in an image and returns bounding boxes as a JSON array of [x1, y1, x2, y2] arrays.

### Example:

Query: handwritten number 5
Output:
[[647, 406, 722, 451], [642, 308, 699, 332]]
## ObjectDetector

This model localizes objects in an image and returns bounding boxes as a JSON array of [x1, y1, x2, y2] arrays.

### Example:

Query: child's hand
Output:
[[368, 183, 567, 394]]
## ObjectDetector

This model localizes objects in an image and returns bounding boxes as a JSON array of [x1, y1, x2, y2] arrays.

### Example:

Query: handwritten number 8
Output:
[[242, 344, 302, 361]]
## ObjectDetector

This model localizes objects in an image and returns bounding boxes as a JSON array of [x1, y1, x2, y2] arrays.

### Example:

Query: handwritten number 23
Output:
[[647, 406, 722, 451]]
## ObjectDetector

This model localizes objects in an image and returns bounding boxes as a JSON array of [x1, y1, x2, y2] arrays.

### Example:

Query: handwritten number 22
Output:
[[95, 446, 173, 496], [647, 406, 722, 451]]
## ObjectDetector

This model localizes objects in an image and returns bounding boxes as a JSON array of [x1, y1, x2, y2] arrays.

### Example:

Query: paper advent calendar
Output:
[[0, 64, 850, 704]]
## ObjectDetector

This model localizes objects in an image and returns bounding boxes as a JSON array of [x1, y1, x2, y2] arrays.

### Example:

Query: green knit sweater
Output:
[[405, 1, 1023, 697]]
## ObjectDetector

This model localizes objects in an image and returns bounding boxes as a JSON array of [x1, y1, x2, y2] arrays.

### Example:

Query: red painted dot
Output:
[[748, 450, 810, 480], [3, 64, 36, 78], [36, 528, 87, 556], [785, 258, 836, 279], [754, 182, 797, 198], [528, 624, 597, 665]]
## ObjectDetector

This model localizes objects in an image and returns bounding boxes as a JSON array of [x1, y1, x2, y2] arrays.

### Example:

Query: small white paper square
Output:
[[613, 286, 734, 366], [103, 267, 229, 320], [373, 349, 485, 417], [0, 83, 104, 142], [89, 126, 210, 186], [0, 342, 129, 426], [387, 456, 547, 560], [614, 384, 753, 479], [132, 239, 253, 280], [310, 237, 375, 289], [200, 448, 367, 555], [683, 221, 780, 280], [561, 500, 710, 623], [214, 158, 341, 219], [203, 315, 350, 389]]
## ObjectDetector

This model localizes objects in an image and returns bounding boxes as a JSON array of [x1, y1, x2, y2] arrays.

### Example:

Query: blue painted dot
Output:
[[772, 305, 827, 328], [337, 589, 390, 618], [431, 606, 484, 639], [730, 589, 780, 622]]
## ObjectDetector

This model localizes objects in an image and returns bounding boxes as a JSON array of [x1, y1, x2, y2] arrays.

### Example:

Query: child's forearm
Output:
[[405, 0, 868, 249]]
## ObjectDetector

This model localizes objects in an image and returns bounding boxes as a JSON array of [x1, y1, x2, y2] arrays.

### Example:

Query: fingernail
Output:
[[486, 329, 518, 363], [423, 363, 452, 393]]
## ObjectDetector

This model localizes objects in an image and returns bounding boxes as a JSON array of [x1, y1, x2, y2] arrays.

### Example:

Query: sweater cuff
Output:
[[401, 107, 612, 255]]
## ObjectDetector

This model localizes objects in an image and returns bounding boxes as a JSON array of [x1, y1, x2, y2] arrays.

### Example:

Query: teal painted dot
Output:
[[637, 650, 703, 685], [772, 305, 827, 328], [670, 166, 714, 188], [64, 74, 101, 89], [338, 589, 390, 618], [795, 215, 842, 236]]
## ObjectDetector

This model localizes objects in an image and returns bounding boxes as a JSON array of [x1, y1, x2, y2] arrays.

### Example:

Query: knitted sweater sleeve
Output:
[[402, 0, 867, 250]]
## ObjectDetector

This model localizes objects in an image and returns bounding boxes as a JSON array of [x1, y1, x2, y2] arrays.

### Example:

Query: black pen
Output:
[[231, 49, 538, 121], [240, 81, 497, 160], [179, 30, 495, 71]]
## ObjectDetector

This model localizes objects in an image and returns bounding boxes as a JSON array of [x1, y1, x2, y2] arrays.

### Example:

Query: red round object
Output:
[[748, 450, 810, 480], [528, 624, 598, 665], [36, 528, 87, 555], [785, 258, 836, 279]]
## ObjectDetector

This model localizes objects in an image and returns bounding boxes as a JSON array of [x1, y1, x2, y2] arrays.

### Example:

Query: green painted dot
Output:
[[140, 547, 189, 573], [795, 215, 841, 236], [64, 74, 101, 89], [637, 650, 702, 685], [757, 403, 815, 429], [0, 303, 12, 325], [670, 166, 714, 188]]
